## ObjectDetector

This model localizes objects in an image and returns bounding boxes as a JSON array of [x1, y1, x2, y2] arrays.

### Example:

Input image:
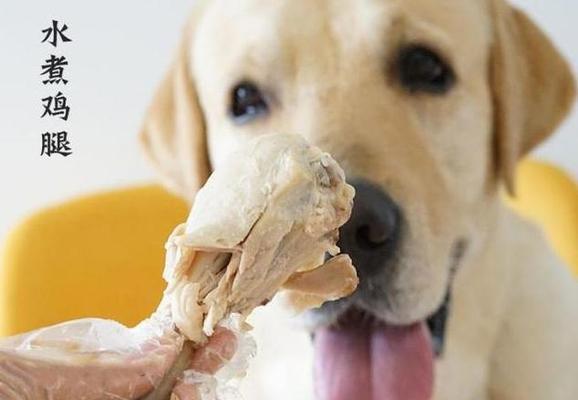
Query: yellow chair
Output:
[[506, 160, 578, 276], [0, 186, 188, 337], [0, 160, 576, 337]]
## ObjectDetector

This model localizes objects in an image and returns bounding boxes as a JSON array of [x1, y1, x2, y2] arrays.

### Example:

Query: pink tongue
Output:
[[314, 321, 434, 400]]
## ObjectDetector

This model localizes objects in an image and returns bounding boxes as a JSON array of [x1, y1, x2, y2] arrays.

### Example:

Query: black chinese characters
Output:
[[40, 20, 73, 157]]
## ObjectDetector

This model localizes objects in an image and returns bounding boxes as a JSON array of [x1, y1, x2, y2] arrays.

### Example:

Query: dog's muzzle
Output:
[[311, 178, 454, 355], [337, 179, 401, 279]]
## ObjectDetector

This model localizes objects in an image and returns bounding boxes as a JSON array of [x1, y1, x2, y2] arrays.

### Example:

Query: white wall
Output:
[[0, 0, 576, 243], [512, 0, 578, 177]]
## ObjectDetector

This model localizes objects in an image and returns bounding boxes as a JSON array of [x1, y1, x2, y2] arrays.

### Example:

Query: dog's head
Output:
[[141, 0, 575, 398]]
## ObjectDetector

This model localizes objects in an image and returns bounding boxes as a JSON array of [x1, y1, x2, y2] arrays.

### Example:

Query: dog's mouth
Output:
[[312, 294, 450, 400], [426, 292, 451, 356], [311, 236, 463, 400]]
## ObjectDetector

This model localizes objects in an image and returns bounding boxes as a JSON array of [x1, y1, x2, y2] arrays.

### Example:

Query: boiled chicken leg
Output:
[[0, 134, 357, 400]]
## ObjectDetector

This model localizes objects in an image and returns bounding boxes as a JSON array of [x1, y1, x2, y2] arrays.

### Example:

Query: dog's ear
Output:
[[140, 6, 210, 203], [490, 1, 576, 194]]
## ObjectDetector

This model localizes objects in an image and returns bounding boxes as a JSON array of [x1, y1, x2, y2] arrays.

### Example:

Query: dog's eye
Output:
[[229, 81, 269, 123], [397, 45, 455, 94]]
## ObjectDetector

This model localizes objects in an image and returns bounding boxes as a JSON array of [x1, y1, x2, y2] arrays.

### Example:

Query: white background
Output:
[[0, 0, 576, 243]]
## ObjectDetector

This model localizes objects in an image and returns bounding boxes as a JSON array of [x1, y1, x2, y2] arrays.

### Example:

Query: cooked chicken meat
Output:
[[165, 134, 357, 342], [0, 134, 357, 400]]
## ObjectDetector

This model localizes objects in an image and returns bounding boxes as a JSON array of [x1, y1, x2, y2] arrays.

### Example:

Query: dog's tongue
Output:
[[314, 320, 433, 400]]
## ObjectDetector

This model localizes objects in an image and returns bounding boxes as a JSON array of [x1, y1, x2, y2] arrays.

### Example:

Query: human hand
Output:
[[0, 319, 237, 400]]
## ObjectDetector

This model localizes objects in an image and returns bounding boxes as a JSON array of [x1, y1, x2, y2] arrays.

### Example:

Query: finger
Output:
[[0, 354, 34, 400], [171, 381, 200, 400], [0, 338, 180, 400], [143, 328, 238, 400], [141, 341, 195, 400], [188, 327, 237, 374]]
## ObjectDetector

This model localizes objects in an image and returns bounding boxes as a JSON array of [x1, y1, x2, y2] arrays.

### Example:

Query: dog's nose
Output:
[[338, 180, 401, 276]]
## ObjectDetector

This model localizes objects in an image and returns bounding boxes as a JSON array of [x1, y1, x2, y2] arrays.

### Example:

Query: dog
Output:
[[139, 0, 578, 399]]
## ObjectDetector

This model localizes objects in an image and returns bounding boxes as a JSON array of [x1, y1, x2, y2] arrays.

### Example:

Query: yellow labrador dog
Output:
[[140, 0, 578, 399]]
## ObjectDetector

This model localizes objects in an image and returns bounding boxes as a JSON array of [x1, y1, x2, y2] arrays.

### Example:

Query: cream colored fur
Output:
[[139, 0, 578, 398]]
